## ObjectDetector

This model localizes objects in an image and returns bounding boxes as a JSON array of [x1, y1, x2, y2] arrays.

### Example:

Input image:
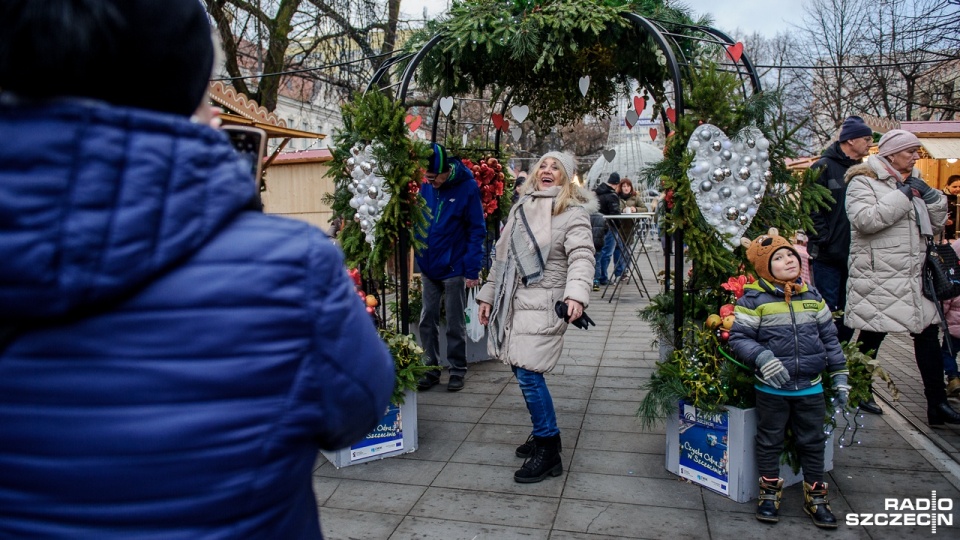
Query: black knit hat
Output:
[[0, 0, 214, 116], [607, 172, 621, 185], [838, 116, 872, 142]]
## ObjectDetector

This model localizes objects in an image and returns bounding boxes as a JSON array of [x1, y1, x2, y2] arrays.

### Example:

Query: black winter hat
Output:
[[838, 116, 872, 142], [607, 172, 621, 185], [0, 0, 214, 116]]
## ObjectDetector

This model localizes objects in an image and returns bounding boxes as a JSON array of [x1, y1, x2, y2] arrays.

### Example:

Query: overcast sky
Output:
[[399, 0, 806, 38]]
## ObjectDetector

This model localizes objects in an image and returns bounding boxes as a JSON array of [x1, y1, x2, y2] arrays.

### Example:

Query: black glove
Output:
[[906, 177, 940, 204], [898, 184, 914, 200], [554, 301, 596, 330]]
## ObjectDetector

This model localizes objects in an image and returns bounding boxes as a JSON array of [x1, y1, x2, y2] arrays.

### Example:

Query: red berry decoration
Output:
[[462, 156, 505, 218]]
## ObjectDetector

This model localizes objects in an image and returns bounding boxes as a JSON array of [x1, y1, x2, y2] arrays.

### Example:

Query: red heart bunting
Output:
[[649, 128, 658, 141], [633, 96, 646, 112], [405, 114, 422, 132], [726, 42, 744, 63], [491, 113, 510, 132], [665, 107, 676, 124]]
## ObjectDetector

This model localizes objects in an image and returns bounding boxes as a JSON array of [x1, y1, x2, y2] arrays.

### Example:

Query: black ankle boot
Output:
[[928, 401, 960, 426], [756, 476, 783, 523], [515, 434, 535, 458], [514, 434, 562, 483]]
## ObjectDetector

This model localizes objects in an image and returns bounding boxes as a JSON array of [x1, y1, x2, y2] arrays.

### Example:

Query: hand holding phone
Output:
[[223, 126, 267, 185]]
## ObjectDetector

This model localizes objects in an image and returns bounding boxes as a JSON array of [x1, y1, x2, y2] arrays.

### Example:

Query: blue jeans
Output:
[[811, 260, 853, 344], [942, 334, 960, 378], [512, 365, 559, 437], [594, 230, 615, 284]]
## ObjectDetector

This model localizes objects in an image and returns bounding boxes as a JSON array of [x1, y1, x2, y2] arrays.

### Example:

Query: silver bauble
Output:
[[758, 151, 769, 161], [712, 168, 726, 182], [698, 129, 713, 141], [719, 187, 732, 199], [738, 214, 750, 225], [351, 144, 363, 156], [738, 167, 751, 180], [353, 214, 361, 222], [737, 202, 749, 213], [360, 219, 370, 229], [763, 170, 774, 181], [367, 186, 379, 198], [725, 207, 739, 221], [711, 141, 722, 152], [749, 181, 763, 193], [722, 167, 732, 178], [746, 138, 756, 148], [742, 156, 753, 166], [346, 157, 356, 171], [721, 150, 732, 161], [360, 162, 373, 175], [700, 180, 713, 193], [358, 204, 370, 216], [754, 193, 764, 203]]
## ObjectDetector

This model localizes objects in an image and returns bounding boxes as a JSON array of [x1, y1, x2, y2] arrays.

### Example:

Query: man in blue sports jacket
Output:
[[416, 143, 487, 392]]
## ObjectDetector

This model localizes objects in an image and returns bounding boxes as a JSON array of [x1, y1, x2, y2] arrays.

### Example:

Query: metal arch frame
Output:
[[378, 13, 764, 341]]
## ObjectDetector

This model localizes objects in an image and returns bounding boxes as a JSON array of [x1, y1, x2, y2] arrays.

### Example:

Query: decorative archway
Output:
[[363, 7, 765, 338]]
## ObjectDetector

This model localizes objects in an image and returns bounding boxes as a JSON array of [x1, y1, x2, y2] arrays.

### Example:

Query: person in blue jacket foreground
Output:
[[0, 1, 395, 538], [415, 143, 486, 392]]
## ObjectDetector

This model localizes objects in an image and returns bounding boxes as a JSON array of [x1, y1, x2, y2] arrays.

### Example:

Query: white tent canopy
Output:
[[586, 139, 664, 190]]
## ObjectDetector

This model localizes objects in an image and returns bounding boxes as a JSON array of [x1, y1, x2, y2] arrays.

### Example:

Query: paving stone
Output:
[[389, 516, 548, 539], [562, 472, 704, 510], [418, 403, 489, 423], [416, 389, 497, 408], [576, 430, 666, 454], [323, 478, 427, 515], [319, 507, 403, 540], [705, 511, 870, 540], [569, 448, 675, 480], [580, 413, 644, 433], [585, 398, 641, 417], [417, 419, 475, 442], [553, 499, 707, 539], [315, 456, 445, 486], [430, 462, 564, 498], [409, 486, 559, 529]]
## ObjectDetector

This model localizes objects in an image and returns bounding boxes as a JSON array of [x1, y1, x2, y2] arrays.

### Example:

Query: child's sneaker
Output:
[[592, 280, 600, 292]]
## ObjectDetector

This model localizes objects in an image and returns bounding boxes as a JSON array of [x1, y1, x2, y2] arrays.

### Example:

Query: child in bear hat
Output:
[[727, 228, 848, 529]]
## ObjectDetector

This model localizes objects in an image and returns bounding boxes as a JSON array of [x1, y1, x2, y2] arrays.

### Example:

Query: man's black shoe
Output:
[[860, 396, 883, 415], [417, 377, 439, 391], [447, 375, 464, 392]]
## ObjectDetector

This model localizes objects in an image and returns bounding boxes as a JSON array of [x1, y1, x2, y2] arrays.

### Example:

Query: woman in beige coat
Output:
[[845, 129, 960, 425], [477, 151, 596, 483]]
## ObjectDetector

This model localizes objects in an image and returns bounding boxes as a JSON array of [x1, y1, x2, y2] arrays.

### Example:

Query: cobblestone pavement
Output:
[[314, 246, 960, 539]]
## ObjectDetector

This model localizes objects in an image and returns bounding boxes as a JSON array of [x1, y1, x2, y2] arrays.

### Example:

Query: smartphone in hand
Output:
[[223, 126, 267, 187]]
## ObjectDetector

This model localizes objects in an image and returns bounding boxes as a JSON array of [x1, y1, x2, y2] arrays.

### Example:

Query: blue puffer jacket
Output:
[[415, 159, 486, 280], [728, 279, 847, 391], [0, 101, 395, 539]]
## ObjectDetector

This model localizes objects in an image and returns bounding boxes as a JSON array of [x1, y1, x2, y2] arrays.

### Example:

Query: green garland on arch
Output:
[[326, 91, 433, 277], [403, 0, 705, 127]]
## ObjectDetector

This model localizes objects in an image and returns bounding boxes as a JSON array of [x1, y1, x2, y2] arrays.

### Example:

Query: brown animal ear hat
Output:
[[741, 228, 801, 300]]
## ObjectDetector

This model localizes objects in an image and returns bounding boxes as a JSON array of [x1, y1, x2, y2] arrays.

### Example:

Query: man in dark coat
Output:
[[808, 115, 880, 414], [593, 172, 622, 289], [415, 143, 486, 392]]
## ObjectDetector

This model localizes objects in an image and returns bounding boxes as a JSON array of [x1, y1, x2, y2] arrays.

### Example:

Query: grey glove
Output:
[[898, 184, 914, 200], [906, 177, 940, 204], [832, 373, 851, 409], [756, 352, 790, 389]]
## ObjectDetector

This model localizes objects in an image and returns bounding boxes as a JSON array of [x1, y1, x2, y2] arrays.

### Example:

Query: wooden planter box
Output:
[[665, 400, 834, 503], [321, 389, 418, 468]]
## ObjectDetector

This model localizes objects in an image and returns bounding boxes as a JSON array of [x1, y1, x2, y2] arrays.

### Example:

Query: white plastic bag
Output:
[[465, 288, 484, 343]]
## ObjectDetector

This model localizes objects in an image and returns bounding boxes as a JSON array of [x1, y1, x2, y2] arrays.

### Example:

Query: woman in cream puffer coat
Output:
[[844, 129, 960, 425], [477, 151, 596, 484]]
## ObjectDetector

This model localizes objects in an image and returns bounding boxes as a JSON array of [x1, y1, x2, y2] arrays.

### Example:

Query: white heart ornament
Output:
[[625, 109, 639, 130], [510, 126, 522, 141], [511, 105, 528, 123], [578, 76, 590, 97], [602, 149, 616, 162], [686, 124, 771, 249], [439, 96, 454, 116]]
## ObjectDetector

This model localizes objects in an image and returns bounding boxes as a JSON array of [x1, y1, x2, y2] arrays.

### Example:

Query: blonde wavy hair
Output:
[[521, 152, 586, 215]]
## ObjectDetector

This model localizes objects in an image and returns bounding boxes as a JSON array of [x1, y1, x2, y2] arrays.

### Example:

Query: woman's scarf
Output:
[[873, 155, 933, 237]]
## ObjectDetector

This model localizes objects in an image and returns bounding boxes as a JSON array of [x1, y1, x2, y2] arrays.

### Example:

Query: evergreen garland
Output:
[[326, 91, 433, 276], [403, 0, 703, 127]]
